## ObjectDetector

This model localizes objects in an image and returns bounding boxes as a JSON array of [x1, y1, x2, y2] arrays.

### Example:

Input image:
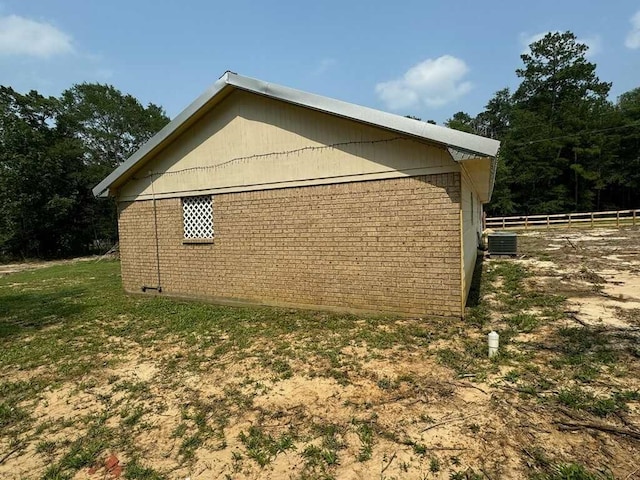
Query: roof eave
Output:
[[448, 147, 500, 203], [93, 72, 501, 198]]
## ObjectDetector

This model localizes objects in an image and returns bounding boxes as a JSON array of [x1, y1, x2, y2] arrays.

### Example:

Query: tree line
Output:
[[444, 31, 640, 216], [1, 31, 638, 259], [0, 84, 169, 259]]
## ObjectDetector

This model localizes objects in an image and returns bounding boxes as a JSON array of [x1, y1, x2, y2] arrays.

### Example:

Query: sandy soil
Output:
[[1, 228, 639, 479], [0, 256, 102, 276]]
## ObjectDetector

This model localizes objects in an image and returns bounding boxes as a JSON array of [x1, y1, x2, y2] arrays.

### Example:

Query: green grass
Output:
[[556, 386, 639, 417], [352, 419, 374, 462], [298, 422, 345, 478], [238, 426, 295, 467], [506, 313, 540, 332], [532, 463, 615, 480], [485, 261, 565, 314], [0, 261, 402, 369], [0, 400, 29, 430], [554, 327, 618, 366], [114, 380, 152, 399], [121, 405, 146, 427], [0, 261, 449, 403], [449, 468, 483, 480], [1, 250, 639, 479], [524, 444, 616, 480], [1, 260, 393, 475], [545, 326, 621, 388], [436, 335, 493, 376], [176, 396, 232, 461], [124, 459, 165, 480], [43, 418, 114, 478], [36, 440, 57, 455]]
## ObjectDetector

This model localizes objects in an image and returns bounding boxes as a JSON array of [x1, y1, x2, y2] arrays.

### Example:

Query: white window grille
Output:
[[182, 196, 213, 239]]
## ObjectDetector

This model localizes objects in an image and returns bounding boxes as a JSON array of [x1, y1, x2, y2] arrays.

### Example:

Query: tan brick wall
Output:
[[117, 173, 462, 317]]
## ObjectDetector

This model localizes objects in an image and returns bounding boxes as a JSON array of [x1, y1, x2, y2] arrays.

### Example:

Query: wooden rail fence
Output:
[[485, 209, 640, 230]]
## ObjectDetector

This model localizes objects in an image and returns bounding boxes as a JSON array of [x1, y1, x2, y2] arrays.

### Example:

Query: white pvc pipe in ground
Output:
[[488, 331, 499, 358]]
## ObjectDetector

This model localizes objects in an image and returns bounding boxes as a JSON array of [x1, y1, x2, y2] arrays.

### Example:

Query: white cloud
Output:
[[0, 14, 74, 58], [519, 31, 602, 58], [312, 58, 336, 76], [582, 35, 603, 57], [625, 11, 640, 49], [375, 55, 473, 110]]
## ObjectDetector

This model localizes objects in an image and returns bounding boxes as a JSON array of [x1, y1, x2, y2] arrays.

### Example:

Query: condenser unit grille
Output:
[[488, 232, 517, 256]]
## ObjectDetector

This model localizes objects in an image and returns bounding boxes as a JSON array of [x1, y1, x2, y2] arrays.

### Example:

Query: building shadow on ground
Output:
[[465, 253, 484, 309], [0, 288, 86, 339]]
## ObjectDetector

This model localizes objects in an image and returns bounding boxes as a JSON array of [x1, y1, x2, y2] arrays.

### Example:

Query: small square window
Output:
[[183, 195, 213, 239]]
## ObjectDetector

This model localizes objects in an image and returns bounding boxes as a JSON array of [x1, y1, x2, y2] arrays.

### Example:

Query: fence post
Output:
[[502, 217, 505, 229], [547, 215, 550, 230], [568, 213, 572, 228], [634, 210, 637, 227], [591, 212, 594, 228], [617, 210, 620, 227], [525, 215, 528, 230]]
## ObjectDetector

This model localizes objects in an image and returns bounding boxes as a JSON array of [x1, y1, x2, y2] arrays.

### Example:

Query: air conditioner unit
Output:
[[487, 232, 517, 256]]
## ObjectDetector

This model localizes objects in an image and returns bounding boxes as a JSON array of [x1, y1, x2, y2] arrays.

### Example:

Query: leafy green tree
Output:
[[440, 32, 637, 216], [59, 83, 169, 169], [474, 88, 512, 140], [612, 87, 640, 208], [474, 89, 516, 215], [405, 115, 437, 124], [514, 32, 610, 113], [0, 88, 89, 257], [0, 84, 169, 259], [57, 83, 170, 246], [445, 111, 475, 133], [502, 31, 612, 213]]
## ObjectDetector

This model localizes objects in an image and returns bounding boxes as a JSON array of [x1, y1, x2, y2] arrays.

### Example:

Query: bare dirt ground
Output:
[[0, 256, 100, 276], [0, 228, 639, 480]]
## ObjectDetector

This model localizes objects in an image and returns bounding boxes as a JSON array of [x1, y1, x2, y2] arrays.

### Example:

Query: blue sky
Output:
[[1, 1, 639, 123]]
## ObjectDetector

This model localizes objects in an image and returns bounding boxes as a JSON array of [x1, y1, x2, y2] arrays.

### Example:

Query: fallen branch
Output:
[[498, 384, 557, 396], [624, 466, 640, 480], [518, 422, 552, 434], [448, 381, 489, 395], [427, 446, 468, 451], [95, 242, 119, 262], [421, 414, 475, 432], [380, 451, 397, 476], [564, 237, 579, 250], [480, 466, 495, 480], [564, 311, 589, 327], [0, 443, 24, 465], [556, 419, 640, 440]]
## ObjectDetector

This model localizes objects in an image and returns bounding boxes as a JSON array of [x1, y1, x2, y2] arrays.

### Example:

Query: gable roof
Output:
[[93, 72, 500, 199]]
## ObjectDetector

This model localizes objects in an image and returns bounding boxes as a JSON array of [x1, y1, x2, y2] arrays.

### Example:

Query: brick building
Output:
[[94, 73, 500, 317]]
